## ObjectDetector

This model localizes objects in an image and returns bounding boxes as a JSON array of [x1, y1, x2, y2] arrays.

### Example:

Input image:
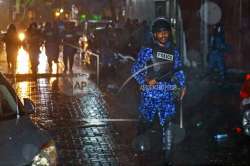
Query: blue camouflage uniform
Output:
[[132, 41, 185, 126]]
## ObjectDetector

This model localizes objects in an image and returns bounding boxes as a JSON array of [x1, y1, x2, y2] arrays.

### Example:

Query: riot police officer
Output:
[[3, 24, 19, 73], [62, 22, 78, 74], [25, 22, 43, 75], [208, 23, 229, 81], [131, 17, 186, 163], [43, 22, 60, 72]]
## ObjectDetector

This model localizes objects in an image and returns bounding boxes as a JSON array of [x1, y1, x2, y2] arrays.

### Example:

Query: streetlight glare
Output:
[[18, 32, 25, 42], [59, 8, 64, 13], [54, 11, 60, 17]]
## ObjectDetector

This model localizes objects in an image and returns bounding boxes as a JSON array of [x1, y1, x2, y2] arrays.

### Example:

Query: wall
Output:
[[180, 0, 250, 70]]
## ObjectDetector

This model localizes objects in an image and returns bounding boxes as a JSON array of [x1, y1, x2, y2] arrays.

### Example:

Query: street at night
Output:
[[0, 0, 250, 166]]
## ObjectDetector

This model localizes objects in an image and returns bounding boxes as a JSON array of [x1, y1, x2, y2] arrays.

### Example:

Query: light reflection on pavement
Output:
[[15, 77, 120, 165], [11, 47, 122, 164], [15, 81, 31, 100], [1, 47, 136, 165]]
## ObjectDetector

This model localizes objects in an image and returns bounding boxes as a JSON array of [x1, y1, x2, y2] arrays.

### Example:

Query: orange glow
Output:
[[16, 82, 31, 102], [55, 11, 60, 17], [49, 77, 57, 87], [83, 38, 88, 52], [52, 61, 57, 74]]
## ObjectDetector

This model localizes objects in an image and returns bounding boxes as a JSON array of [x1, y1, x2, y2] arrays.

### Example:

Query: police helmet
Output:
[[152, 17, 171, 33]]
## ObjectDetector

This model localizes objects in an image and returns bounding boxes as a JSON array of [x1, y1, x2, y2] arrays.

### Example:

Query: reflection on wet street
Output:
[[15, 81, 32, 100], [0, 48, 122, 165], [14, 77, 120, 165]]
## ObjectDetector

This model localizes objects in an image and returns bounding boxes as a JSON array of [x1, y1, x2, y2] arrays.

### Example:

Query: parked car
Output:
[[0, 73, 57, 165]]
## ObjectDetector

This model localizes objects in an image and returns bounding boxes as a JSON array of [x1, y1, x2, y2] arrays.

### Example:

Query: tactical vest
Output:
[[146, 43, 175, 82]]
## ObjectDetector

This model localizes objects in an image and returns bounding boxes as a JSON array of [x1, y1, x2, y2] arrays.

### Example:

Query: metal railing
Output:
[[64, 42, 100, 86], [84, 50, 100, 86]]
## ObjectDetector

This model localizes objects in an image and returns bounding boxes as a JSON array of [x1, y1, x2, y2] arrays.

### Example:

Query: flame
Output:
[[16, 46, 30, 74], [16, 46, 63, 74], [38, 46, 48, 74], [52, 61, 57, 74]]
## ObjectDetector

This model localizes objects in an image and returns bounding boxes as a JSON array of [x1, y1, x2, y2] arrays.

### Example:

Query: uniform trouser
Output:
[[29, 49, 40, 74], [63, 48, 76, 71], [208, 52, 225, 79], [6, 50, 17, 72], [45, 45, 59, 68], [137, 115, 173, 160]]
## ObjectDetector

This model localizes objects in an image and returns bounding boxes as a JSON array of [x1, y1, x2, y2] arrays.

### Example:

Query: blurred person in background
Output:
[[43, 22, 60, 73], [3, 24, 19, 73], [25, 22, 43, 75], [208, 23, 231, 81], [62, 22, 78, 74]]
